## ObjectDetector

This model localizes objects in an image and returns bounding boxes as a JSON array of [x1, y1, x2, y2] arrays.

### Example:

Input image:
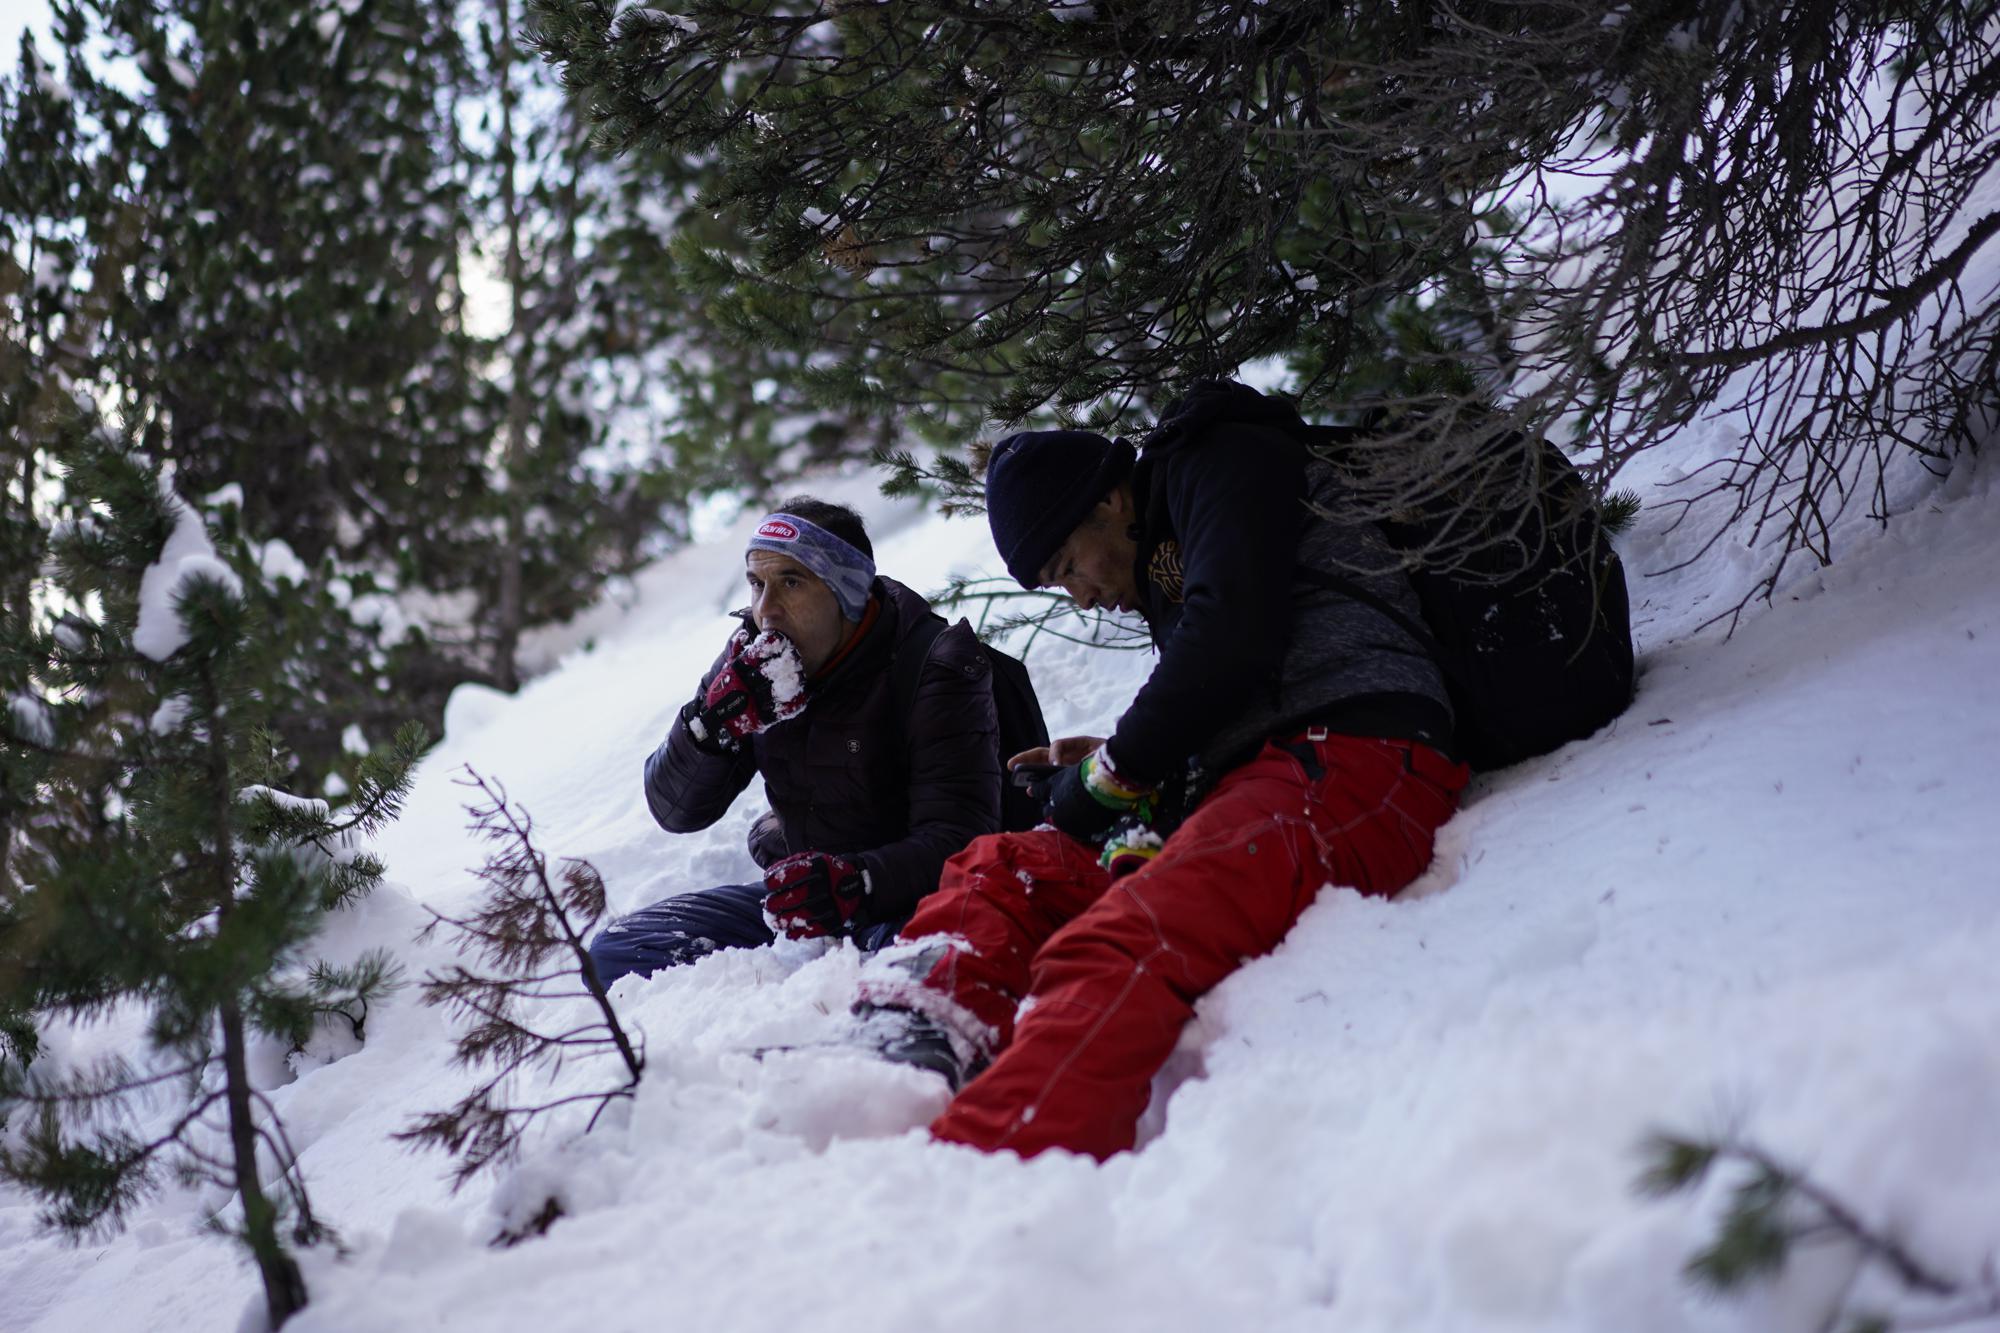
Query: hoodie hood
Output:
[[1139, 380, 1313, 460]]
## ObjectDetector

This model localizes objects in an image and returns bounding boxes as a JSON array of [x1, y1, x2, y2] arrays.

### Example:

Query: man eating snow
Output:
[[589, 497, 1001, 984], [852, 381, 1471, 1160]]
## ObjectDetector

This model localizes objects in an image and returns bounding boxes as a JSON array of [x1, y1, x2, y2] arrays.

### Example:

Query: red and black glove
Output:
[[763, 851, 870, 940], [683, 629, 808, 751]]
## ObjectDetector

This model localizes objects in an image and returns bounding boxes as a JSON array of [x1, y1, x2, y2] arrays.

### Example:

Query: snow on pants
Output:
[[905, 731, 1468, 1161], [588, 883, 900, 986]]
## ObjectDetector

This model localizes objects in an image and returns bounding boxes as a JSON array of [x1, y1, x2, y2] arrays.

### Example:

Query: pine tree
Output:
[[2, 0, 695, 793], [465, 1, 892, 675], [476, 0, 685, 689], [0, 2, 498, 797], [0, 425, 420, 1330], [91, 0, 512, 783], [531, 0, 2000, 601], [527, 0, 1566, 429]]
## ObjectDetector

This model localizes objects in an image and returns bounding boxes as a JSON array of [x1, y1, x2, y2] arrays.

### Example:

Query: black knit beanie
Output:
[[985, 429, 1137, 589]]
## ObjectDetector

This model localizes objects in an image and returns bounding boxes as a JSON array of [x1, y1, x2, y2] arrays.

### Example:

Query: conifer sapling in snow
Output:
[[0, 438, 421, 1330], [398, 767, 644, 1195]]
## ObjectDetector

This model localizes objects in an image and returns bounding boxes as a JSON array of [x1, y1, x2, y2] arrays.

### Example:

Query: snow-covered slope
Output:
[[4, 442, 1998, 1333]]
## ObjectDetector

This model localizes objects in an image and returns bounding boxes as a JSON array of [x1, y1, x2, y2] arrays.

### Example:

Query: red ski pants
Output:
[[902, 731, 1468, 1161]]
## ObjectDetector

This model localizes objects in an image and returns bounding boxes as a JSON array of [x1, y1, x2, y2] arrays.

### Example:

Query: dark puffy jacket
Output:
[[643, 577, 1001, 926], [1108, 381, 1453, 783]]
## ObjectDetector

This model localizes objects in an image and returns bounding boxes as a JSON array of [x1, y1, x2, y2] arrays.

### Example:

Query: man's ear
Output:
[[1100, 481, 1135, 524]]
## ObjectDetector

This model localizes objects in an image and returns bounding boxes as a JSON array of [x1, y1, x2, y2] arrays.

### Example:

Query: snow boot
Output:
[[850, 1002, 986, 1093]]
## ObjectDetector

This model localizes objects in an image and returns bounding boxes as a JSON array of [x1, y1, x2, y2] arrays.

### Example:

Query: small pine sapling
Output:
[[1638, 1130, 2000, 1332], [398, 767, 644, 1193], [0, 437, 424, 1330]]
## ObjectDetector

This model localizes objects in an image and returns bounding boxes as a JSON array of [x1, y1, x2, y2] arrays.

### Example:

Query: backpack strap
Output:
[[888, 611, 951, 747], [1294, 563, 1446, 665]]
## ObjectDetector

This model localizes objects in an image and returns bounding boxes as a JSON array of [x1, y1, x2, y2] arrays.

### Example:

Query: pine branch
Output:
[[1638, 1130, 2000, 1330], [0, 1079, 226, 1239], [302, 952, 403, 1044], [926, 575, 1151, 658]]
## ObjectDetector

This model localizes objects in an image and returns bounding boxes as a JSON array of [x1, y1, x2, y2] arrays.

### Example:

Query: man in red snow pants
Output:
[[855, 380, 1470, 1160]]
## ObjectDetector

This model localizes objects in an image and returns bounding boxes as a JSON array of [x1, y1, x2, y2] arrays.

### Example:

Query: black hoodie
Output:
[[1105, 382, 1452, 782]]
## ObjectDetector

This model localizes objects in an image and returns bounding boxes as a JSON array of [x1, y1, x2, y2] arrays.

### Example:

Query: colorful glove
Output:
[[763, 851, 870, 940], [1100, 817, 1165, 879], [683, 629, 808, 750], [1044, 744, 1157, 845]]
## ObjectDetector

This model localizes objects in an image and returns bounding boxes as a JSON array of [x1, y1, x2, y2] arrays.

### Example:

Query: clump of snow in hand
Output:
[[132, 469, 243, 661], [7, 693, 55, 745], [749, 632, 806, 706]]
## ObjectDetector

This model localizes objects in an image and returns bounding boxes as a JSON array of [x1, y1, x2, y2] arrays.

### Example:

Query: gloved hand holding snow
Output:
[[683, 629, 809, 749], [1099, 817, 1164, 879]]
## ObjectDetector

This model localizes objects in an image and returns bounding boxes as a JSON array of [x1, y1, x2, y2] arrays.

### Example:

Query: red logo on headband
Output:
[[757, 519, 799, 541]]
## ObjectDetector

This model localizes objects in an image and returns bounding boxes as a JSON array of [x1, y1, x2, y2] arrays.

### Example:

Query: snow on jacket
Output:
[[1107, 381, 1453, 783], [642, 576, 1002, 926]]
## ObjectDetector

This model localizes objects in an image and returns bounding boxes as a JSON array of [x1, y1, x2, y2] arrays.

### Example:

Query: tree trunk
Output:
[[206, 664, 306, 1328], [0, 449, 24, 894], [491, 0, 530, 693], [219, 997, 309, 1330]]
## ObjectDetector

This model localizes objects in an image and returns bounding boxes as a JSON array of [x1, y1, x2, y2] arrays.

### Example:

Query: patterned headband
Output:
[[746, 512, 876, 621]]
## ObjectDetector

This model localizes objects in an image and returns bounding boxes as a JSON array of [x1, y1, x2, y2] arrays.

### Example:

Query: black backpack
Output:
[[891, 613, 1051, 831], [1296, 424, 1636, 770]]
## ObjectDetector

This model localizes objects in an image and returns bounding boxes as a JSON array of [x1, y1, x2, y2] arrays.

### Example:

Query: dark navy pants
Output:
[[587, 883, 902, 987]]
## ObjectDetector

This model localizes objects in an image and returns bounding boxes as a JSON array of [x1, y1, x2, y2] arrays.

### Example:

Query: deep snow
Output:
[[4, 432, 1999, 1333]]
